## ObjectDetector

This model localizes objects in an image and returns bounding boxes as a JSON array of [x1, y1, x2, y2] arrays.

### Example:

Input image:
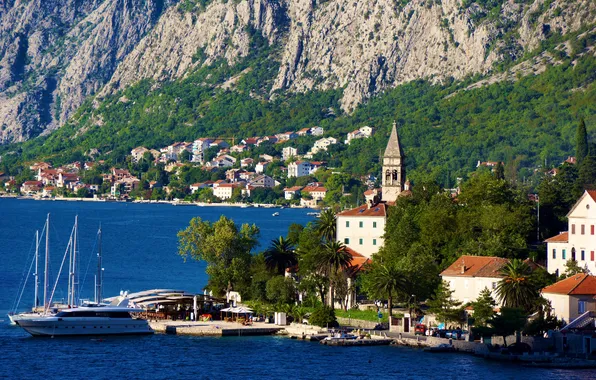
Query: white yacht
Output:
[[15, 306, 153, 337]]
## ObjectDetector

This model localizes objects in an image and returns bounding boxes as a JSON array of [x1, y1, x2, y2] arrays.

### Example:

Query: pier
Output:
[[148, 320, 284, 337]]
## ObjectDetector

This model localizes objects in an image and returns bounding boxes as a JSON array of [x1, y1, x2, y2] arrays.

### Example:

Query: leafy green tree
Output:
[[264, 236, 297, 275], [177, 216, 259, 296], [560, 259, 589, 279], [247, 253, 272, 301], [496, 259, 538, 311], [427, 281, 463, 326], [361, 261, 405, 316], [309, 306, 338, 328], [487, 307, 527, 347], [471, 288, 496, 326], [578, 155, 596, 190], [576, 118, 588, 164], [265, 276, 296, 305]]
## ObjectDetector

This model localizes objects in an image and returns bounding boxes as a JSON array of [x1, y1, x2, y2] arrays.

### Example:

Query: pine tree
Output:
[[427, 280, 463, 327], [576, 118, 588, 164], [471, 287, 497, 326]]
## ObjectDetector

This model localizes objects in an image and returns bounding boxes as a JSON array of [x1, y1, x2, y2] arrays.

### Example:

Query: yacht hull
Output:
[[16, 317, 153, 337]]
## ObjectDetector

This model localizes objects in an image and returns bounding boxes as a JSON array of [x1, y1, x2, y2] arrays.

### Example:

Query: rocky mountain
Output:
[[0, 0, 594, 145]]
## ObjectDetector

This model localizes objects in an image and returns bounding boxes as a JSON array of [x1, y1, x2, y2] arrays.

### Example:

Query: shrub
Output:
[[309, 306, 338, 328]]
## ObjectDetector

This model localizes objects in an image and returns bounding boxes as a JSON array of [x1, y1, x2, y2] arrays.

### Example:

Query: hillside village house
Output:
[[542, 274, 596, 323], [310, 126, 324, 136], [300, 185, 327, 207], [282, 146, 298, 160], [345, 126, 374, 144], [255, 161, 269, 174], [287, 161, 314, 178], [297, 127, 311, 136], [20, 181, 43, 195], [240, 158, 254, 168], [249, 175, 275, 188], [545, 190, 596, 276]]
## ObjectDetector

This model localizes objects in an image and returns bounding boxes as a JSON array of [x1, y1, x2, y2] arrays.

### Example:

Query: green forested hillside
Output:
[[1, 29, 595, 186]]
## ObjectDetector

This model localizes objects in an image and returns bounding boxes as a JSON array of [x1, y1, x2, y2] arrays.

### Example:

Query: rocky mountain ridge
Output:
[[0, 0, 594, 144]]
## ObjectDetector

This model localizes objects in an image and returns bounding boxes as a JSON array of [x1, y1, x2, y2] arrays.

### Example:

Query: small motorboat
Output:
[[272, 212, 280, 217], [424, 343, 456, 353]]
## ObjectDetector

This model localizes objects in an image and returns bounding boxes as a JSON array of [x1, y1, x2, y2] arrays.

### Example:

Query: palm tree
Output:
[[496, 259, 537, 311], [314, 209, 337, 242], [264, 236, 297, 274], [366, 262, 405, 316], [316, 240, 352, 308]]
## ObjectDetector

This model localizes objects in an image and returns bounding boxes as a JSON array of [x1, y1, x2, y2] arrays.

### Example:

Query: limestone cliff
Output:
[[0, 0, 594, 144]]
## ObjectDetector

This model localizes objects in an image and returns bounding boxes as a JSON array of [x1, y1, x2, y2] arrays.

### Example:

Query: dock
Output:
[[148, 320, 284, 337]]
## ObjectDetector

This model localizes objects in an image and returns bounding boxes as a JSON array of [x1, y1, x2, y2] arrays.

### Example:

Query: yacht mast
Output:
[[95, 225, 103, 304], [34, 230, 39, 309], [43, 213, 50, 308], [70, 215, 78, 306]]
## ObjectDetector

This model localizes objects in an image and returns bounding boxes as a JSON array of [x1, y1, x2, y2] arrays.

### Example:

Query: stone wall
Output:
[[337, 317, 387, 329]]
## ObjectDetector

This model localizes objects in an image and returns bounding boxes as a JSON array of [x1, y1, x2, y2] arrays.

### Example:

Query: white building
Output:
[[545, 190, 596, 276], [130, 147, 149, 163], [440, 255, 510, 305], [255, 161, 269, 174], [192, 138, 213, 163], [345, 126, 374, 144], [336, 203, 387, 259], [249, 175, 275, 188], [213, 183, 241, 200], [310, 126, 324, 136], [284, 186, 302, 200], [282, 147, 298, 161], [287, 161, 314, 178]]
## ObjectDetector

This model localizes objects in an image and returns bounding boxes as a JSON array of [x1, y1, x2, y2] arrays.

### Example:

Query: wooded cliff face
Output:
[[0, 0, 594, 144]]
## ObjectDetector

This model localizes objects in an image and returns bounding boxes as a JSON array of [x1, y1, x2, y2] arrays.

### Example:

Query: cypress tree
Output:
[[576, 118, 588, 164]]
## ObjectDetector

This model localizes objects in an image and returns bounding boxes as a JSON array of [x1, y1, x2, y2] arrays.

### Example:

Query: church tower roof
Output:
[[384, 121, 402, 157]]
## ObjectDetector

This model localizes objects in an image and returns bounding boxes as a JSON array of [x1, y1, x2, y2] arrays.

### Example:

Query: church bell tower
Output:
[[381, 121, 405, 203]]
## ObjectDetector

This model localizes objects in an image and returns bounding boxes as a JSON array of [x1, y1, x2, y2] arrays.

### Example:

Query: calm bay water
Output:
[[0, 198, 593, 379]]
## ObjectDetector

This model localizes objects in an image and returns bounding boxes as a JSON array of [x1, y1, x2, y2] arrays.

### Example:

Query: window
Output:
[[359, 238, 363, 245], [579, 301, 587, 314], [491, 282, 497, 290], [359, 221, 363, 228], [552, 249, 556, 259], [563, 249, 566, 260], [373, 222, 377, 228], [581, 225, 585, 235], [373, 239, 377, 246], [572, 224, 576, 234], [592, 251, 595, 261], [581, 250, 585, 261], [346, 221, 350, 228], [592, 225, 595, 235], [344, 238, 349, 244], [572, 248, 576, 261]]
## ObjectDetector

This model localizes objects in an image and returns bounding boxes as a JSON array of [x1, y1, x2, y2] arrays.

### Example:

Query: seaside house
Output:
[[20, 181, 43, 195], [284, 186, 302, 200], [111, 177, 140, 197], [190, 183, 208, 194], [545, 190, 596, 276], [541, 274, 596, 323], [300, 185, 327, 207], [213, 183, 242, 200], [440, 255, 511, 305], [336, 203, 387, 259]]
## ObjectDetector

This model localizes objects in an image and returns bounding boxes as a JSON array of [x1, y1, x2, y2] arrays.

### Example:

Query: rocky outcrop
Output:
[[0, 0, 594, 144], [0, 0, 172, 143]]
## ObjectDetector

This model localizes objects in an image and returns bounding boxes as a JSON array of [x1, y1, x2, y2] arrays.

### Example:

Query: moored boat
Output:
[[16, 306, 153, 337]]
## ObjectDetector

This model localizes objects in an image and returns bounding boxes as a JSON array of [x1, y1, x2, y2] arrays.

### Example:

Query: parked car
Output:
[[414, 324, 427, 335]]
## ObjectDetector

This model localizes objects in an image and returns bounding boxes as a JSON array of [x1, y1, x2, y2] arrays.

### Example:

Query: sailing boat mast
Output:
[[69, 216, 78, 306], [95, 225, 102, 304], [34, 230, 39, 309], [43, 213, 50, 308]]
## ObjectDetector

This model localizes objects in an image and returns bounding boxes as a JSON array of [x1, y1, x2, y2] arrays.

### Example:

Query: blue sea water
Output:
[[0, 198, 594, 379]]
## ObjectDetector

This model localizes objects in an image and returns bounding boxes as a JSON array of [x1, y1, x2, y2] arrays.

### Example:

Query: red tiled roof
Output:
[[302, 186, 326, 193], [441, 255, 509, 278], [588, 190, 596, 202], [284, 186, 303, 192], [542, 274, 596, 295], [345, 247, 369, 272], [337, 203, 387, 217], [545, 232, 568, 243]]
